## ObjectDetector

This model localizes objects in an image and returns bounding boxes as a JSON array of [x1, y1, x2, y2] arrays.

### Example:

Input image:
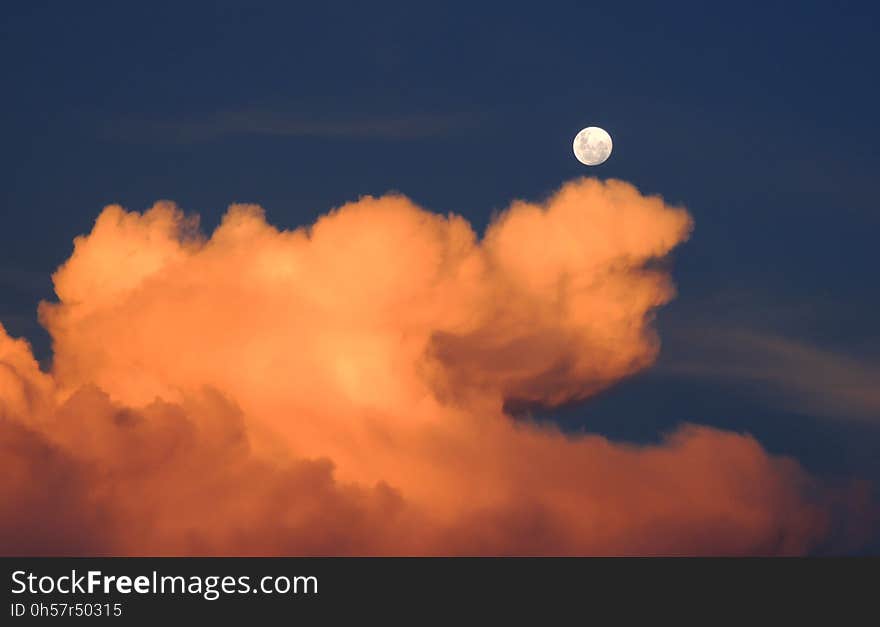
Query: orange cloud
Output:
[[0, 178, 866, 554]]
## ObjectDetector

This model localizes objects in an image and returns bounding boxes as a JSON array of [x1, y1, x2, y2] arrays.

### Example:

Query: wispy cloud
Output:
[[659, 313, 880, 423], [103, 109, 479, 144]]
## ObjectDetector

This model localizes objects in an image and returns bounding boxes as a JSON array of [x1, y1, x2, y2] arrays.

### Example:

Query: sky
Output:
[[1, 1, 878, 554]]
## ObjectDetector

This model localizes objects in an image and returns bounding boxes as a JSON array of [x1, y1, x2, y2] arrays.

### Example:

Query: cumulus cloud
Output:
[[0, 177, 868, 555]]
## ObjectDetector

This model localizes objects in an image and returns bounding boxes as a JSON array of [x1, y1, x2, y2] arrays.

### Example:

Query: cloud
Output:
[[655, 289, 880, 423], [660, 320, 880, 423], [103, 109, 476, 143], [0, 177, 871, 555]]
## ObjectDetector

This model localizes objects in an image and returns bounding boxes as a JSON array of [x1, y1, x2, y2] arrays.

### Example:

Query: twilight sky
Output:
[[0, 1, 878, 553]]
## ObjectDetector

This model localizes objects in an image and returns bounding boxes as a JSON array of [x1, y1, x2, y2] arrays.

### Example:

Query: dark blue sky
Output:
[[2, 1, 879, 531]]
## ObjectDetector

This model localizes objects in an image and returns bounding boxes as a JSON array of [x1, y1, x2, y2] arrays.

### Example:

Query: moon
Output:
[[573, 126, 612, 166]]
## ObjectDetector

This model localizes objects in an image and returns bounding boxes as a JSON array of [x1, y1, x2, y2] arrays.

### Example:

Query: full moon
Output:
[[573, 126, 612, 166]]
